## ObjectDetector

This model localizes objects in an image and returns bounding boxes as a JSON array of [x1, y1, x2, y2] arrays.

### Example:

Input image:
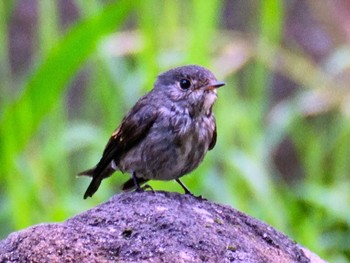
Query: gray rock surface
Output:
[[0, 191, 324, 262]]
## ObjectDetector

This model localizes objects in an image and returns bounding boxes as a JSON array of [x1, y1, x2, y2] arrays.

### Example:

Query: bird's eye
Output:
[[179, 79, 191, 90]]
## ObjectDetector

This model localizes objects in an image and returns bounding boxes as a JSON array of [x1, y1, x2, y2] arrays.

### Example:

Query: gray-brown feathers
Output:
[[80, 65, 224, 198]]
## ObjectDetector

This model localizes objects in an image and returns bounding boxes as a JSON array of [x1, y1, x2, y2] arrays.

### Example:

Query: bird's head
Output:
[[155, 65, 225, 116]]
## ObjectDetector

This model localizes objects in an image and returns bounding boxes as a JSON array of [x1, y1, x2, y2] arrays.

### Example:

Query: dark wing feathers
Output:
[[97, 102, 157, 174], [82, 99, 158, 199], [208, 122, 217, 151]]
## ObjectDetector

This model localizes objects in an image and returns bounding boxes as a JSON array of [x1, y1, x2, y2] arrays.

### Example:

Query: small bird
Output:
[[79, 65, 225, 199]]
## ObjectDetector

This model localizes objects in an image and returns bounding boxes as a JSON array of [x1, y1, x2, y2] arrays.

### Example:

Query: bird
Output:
[[79, 65, 225, 199]]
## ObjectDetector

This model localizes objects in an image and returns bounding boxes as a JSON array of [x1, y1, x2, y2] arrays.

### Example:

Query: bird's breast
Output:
[[169, 110, 215, 173], [118, 106, 216, 181]]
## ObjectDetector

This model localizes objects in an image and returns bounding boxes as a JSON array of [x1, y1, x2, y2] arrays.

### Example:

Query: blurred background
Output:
[[1, 0, 350, 261]]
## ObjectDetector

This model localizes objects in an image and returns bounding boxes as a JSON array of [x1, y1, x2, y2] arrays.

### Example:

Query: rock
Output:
[[0, 191, 325, 262]]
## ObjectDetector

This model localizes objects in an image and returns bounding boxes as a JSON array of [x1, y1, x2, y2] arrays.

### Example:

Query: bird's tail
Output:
[[78, 165, 115, 199]]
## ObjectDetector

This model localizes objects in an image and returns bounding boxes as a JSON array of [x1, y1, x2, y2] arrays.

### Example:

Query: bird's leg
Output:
[[133, 175, 154, 193], [175, 179, 193, 195], [132, 172, 143, 192], [142, 184, 155, 193]]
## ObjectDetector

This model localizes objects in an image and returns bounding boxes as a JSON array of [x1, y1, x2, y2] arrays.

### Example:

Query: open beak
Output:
[[204, 81, 225, 91]]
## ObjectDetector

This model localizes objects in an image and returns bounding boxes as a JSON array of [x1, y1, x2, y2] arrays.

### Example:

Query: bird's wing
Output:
[[101, 103, 157, 172], [83, 98, 158, 198], [208, 120, 217, 151]]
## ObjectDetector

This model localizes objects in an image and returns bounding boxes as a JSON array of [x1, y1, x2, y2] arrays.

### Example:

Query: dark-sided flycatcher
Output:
[[80, 65, 225, 199]]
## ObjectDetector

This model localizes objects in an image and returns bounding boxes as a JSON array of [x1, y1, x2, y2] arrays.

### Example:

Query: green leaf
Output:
[[0, 0, 137, 157]]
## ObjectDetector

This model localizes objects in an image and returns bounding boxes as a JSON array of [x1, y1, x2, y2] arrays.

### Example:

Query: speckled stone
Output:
[[0, 191, 320, 263]]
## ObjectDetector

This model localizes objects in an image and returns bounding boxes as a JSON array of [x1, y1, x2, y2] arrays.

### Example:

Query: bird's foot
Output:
[[135, 187, 144, 193], [193, 194, 207, 200], [142, 184, 155, 193]]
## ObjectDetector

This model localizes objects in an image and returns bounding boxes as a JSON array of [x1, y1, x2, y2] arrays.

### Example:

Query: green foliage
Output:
[[0, 0, 137, 230], [0, 1, 349, 262]]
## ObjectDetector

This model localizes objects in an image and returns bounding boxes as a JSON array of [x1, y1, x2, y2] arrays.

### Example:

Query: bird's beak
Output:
[[204, 81, 225, 91]]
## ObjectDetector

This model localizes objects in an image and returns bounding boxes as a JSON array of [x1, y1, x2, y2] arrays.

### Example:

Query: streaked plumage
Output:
[[79, 65, 224, 199]]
